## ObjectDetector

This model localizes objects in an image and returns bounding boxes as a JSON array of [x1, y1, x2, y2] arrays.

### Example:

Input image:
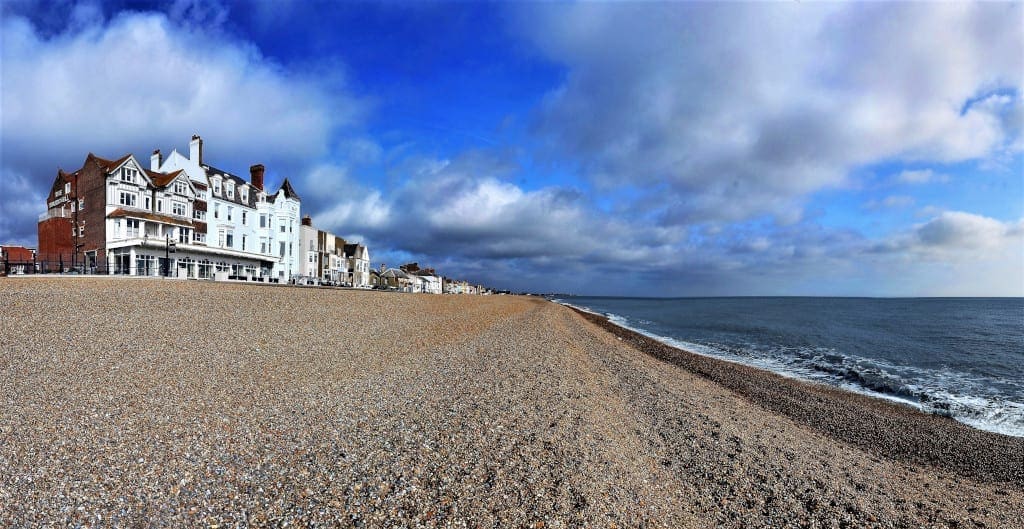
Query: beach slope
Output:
[[1, 278, 1021, 527]]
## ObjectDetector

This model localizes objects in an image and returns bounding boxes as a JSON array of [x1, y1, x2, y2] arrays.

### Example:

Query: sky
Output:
[[1, 0, 1022, 296]]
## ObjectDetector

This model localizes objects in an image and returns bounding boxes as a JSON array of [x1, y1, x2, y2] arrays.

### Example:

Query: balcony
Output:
[[38, 209, 71, 222]]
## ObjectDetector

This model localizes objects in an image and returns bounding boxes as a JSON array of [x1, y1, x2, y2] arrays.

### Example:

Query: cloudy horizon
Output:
[[1, 1, 1021, 296]]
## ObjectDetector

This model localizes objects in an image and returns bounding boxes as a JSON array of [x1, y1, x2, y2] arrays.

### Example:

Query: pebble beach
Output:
[[1, 277, 1021, 527]]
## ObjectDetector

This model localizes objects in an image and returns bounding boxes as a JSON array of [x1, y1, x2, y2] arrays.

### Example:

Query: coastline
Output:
[[567, 304, 1024, 485], [2, 278, 1021, 527]]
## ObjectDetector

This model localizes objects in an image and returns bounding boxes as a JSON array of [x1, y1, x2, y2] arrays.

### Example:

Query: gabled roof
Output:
[[147, 169, 187, 188], [279, 178, 301, 200], [89, 153, 133, 173]]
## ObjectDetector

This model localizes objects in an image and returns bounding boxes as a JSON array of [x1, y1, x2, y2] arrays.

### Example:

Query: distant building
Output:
[[344, 243, 371, 288], [298, 215, 348, 284], [0, 245, 36, 275]]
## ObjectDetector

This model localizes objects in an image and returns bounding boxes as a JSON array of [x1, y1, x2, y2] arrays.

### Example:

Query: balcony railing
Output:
[[38, 209, 71, 222]]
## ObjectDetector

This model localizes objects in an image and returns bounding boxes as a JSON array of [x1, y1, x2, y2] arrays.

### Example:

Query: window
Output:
[[279, 241, 286, 258], [214, 204, 219, 219], [309, 254, 314, 263], [65, 182, 71, 194], [71, 201, 77, 212], [218, 230, 225, 247], [260, 215, 267, 228], [126, 219, 139, 238], [227, 207, 233, 222], [225, 232, 234, 248], [193, 232, 206, 244], [242, 211, 247, 225], [120, 167, 138, 183], [213, 180, 221, 195], [157, 199, 163, 213], [78, 199, 85, 211], [174, 182, 186, 195], [172, 202, 186, 216], [289, 243, 293, 257], [119, 191, 137, 207], [241, 187, 248, 202], [226, 184, 234, 199], [144, 196, 151, 210], [309, 240, 315, 251], [242, 235, 247, 251], [280, 224, 286, 233], [260, 239, 267, 253], [179, 229, 189, 244], [193, 210, 205, 220]]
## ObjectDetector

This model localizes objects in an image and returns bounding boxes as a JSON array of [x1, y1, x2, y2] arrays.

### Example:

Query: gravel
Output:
[[1, 277, 1021, 528]]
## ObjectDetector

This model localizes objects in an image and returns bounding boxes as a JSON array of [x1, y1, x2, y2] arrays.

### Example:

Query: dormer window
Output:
[[226, 182, 234, 200], [240, 186, 248, 202], [174, 181, 186, 195], [212, 179, 222, 195], [120, 167, 138, 183]]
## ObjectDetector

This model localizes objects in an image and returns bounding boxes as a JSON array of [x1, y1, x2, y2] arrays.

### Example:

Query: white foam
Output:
[[557, 299, 1024, 438]]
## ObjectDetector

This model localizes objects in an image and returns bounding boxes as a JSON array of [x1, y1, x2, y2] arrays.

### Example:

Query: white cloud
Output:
[[864, 195, 916, 210], [0, 10, 365, 188], [896, 169, 950, 184], [517, 3, 1022, 225], [916, 211, 1022, 251]]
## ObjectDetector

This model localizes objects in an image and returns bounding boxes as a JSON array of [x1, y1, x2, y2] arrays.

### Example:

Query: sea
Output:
[[553, 296, 1024, 437]]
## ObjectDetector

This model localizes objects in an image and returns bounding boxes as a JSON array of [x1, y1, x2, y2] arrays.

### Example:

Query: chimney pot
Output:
[[301, 215, 312, 227]]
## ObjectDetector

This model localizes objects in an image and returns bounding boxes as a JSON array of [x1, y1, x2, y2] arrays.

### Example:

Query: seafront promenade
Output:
[[1, 278, 1021, 527]]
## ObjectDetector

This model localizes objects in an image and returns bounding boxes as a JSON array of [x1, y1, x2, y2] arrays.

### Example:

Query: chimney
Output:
[[189, 134, 203, 165], [249, 164, 265, 191], [301, 215, 312, 227], [150, 149, 162, 171]]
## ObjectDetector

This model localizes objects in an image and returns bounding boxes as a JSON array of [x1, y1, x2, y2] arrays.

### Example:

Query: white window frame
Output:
[[121, 167, 137, 183], [119, 191, 137, 207]]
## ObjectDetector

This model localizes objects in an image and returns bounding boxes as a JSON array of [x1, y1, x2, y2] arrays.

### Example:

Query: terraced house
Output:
[[37, 135, 303, 280]]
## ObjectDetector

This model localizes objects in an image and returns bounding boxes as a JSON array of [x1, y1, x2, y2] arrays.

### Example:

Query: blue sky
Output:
[[1, 1, 1022, 296]]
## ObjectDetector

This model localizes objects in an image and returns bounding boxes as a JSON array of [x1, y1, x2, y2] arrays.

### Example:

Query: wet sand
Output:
[[1, 278, 1021, 527]]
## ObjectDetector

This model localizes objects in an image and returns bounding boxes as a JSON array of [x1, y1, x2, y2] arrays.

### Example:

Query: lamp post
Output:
[[165, 233, 170, 277]]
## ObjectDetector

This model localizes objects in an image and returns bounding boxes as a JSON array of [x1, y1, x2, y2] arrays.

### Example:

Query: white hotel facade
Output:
[[155, 135, 302, 280]]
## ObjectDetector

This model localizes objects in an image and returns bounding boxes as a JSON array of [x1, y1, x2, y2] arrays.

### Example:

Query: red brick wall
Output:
[[37, 217, 73, 264], [76, 158, 108, 258], [1, 246, 34, 262]]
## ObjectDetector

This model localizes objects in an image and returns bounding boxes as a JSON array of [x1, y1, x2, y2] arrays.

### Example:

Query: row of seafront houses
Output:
[[4, 135, 493, 294]]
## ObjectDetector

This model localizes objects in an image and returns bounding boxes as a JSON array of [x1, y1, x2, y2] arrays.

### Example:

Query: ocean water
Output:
[[555, 296, 1024, 437]]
